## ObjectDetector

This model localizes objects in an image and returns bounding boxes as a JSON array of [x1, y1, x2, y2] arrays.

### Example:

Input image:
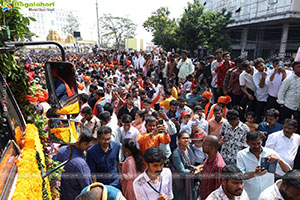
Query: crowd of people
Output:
[[23, 48, 300, 200]]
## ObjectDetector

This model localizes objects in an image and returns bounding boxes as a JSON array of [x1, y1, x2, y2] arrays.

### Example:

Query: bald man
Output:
[[75, 182, 125, 200], [199, 135, 226, 200]]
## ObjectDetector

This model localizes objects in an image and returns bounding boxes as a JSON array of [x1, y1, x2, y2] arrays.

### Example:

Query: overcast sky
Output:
[[55, 0, 193, 43]]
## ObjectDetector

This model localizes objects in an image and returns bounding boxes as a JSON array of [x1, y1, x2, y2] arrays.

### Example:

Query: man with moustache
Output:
[[133, 147, 173, 200], [237, 131, 291, 200], [206, 165, 250, 200], [87, 126, 121, 189]]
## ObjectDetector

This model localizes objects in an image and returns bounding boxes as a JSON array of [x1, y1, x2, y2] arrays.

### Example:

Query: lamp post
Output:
[[96, 0, 101, 48]]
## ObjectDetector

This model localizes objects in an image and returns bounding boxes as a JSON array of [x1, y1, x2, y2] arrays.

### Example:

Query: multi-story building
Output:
[[200, 0, 300, 60], [21, 7, 80, 41]]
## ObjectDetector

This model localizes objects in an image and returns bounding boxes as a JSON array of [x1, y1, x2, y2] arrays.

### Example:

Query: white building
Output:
[[21, 6, 80, 41]]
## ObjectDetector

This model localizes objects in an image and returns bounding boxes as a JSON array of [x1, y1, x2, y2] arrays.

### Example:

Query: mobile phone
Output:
[[261, 157, 277, 173], [158, 119, 164, 125]]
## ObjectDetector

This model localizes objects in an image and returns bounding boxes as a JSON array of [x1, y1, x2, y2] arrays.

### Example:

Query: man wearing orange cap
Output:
[[207, 95, 232, 120], [201, 91, 213, 119], [82, 75, 91, 95]]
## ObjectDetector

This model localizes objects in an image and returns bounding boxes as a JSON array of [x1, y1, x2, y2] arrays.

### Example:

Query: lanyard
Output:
[[147, 177, 163, 195]]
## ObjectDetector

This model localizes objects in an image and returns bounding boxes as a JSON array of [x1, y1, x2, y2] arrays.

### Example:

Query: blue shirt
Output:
[[54, 78, 68, 101], [166, 110, 180, 120], [56, 145, 93, 200], [185, 93, 202, 105], [257, 122, 283, 146], [87, 141, 120, 188]]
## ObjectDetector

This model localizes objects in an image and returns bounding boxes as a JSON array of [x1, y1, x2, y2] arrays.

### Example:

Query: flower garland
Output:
[[50, 127, 72, 143], [0, 2, 62, 199], [12, 124, 51, 200], [50, 121, 79, 143], [56, 101, 80, 114]]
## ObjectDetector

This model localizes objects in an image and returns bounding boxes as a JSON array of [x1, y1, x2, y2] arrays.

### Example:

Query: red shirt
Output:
[[217, 61, 235, 89], [229, 68, 243, 95], [199, 152, 226, 200]]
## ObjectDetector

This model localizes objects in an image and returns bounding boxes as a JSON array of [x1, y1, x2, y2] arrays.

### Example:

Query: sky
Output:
[[55, 0, 193, 43]]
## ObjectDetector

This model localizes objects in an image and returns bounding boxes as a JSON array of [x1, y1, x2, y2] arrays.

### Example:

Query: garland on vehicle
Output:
[[1, 1, 63, 199], [13, 124, 51, 200]]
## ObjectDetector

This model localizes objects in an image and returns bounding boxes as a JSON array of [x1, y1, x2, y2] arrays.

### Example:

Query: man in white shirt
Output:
[[119, 114, 139, 145], [133, 147, 173, 200], [139, 52, 146, 73], [265, 119, 300, 170], [253, 58, 269, 122], [81, 106, 101, 142], [258, 169, 300, 200], [176, 50, 194, 83], [176, 96, 192, 117], [99, 111, 121, 143], [237, 130, 291, 200], [206, 165, 250, 200], [239, 60, 257, 117], [277, 60, 300, 133], [265, 57, 287, 110]]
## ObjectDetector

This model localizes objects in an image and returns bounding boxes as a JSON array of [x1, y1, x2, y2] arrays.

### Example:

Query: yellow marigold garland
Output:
[[56, 101, 80, 114], [50, 127, 71, 143], [50, 121, 78, 143], [12, 124, 52, 200]]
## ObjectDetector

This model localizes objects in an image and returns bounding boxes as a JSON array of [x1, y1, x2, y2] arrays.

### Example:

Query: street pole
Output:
[[96, 0, 101, 48]]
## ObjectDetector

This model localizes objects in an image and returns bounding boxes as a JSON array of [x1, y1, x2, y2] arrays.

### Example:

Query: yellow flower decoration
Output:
[[56, 101, 80, 114], [12, 124, 52, 200], [50, 127, 71, 143], [50, 121, 79, 143]]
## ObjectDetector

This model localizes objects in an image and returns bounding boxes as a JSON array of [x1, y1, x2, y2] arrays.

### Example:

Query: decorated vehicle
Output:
[[0, 41, 81, 200]]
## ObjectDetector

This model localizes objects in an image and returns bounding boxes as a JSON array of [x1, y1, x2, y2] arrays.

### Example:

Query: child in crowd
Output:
[[179, 111, 192, 134], [191, 132, 207, 166], [245, 111, 258, 130]]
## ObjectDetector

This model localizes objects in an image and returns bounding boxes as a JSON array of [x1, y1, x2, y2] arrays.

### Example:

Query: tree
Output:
[[62, 14, 80, 36], [178, 0, 204, 53], [196, 8, 233, 53], [99, 14, 137, 49], [178, 0, 233, 54], [143, 7, 180, 51], [144, 0, 233, 54]]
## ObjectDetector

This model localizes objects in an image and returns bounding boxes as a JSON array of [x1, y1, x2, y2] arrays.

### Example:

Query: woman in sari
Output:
[[172, 131, 201, 200]]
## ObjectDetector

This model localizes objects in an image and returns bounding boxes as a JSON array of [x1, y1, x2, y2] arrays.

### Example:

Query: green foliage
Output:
[[62, 14, 80, 35], [178, 0, 204, 52], [0, 0, 36, 119], [99, 14, 137, 49], [144, 0, 234, 54], [143, 7, 179, 51]]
